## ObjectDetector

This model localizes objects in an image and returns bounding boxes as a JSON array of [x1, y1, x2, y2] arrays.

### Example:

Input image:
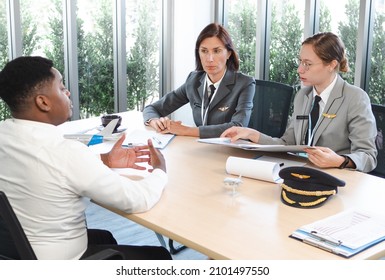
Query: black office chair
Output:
[[248, 79, 294, 138], [369, 104, 385, 178], [0, 191, 123, 260]]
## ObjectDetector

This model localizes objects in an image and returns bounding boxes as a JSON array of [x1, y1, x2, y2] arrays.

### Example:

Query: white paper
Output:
[[123, 129, 175, 149], [299, 210, 385, 249], [225, 156, 283, 183], [255, 155, 307, 168], [198, 137, 312, 152]]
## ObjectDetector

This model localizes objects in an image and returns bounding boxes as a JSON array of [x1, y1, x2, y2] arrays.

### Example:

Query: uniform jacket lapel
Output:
[[312, 75, 345, 145], [208, 70, 234, 111]]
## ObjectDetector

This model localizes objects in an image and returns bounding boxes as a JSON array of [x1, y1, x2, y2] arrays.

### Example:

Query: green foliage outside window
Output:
[[337, 0, 359, 84], [269, 2, 302, 86], [227, 0, 384, 106], [369, 13, 385, 105], [227, 0, 257, 77], [0, 0, 9, 120], [0, 0, 384, 121], [127, 0, 159, 112]]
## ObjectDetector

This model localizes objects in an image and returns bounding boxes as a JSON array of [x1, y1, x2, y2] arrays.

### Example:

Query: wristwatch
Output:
[[339, 155, 350, 169]]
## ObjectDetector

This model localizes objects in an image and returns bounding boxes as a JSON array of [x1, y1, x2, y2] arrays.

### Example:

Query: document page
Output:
[[198, 137, 312, 152], [123, 129, 175, 149], [255, 155, 307, 168], [299, 210, 385, 249]]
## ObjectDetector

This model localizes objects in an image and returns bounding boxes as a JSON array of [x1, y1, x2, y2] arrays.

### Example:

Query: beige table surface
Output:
[[59, 111, 385, 260]]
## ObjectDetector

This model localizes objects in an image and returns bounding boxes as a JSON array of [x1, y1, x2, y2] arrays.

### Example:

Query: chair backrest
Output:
[[370, 104, 385, 178], [0, 191, 37, 259], [248, 79, 294, 138]]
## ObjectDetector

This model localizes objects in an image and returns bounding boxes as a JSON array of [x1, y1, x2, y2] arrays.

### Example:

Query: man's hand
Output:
[[101, 134, 150, 170], [101, 134, 167, 173], [147, 138, 166, 173]]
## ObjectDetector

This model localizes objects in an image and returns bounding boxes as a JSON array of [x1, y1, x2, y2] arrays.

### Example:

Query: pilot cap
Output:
[[278, 166, 345, 208]]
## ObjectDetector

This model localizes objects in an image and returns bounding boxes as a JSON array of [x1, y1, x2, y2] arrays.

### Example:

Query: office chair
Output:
[[248, 79, 294, 138], [369, 104, 385, 178], [0, 191, 123, 260]]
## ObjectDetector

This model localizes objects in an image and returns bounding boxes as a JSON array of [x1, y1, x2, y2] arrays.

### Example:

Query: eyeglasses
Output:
[[297, 59, 323, 71]]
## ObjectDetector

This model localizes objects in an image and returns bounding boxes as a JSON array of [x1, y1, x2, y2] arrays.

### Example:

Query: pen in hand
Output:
[[152, 136, 162, 145]]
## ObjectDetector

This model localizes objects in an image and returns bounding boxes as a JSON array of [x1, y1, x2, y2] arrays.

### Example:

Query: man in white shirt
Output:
[[0, 56, 171, 260]]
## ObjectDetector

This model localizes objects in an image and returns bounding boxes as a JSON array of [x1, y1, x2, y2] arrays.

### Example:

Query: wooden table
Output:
[[60, 111, 385, 260]]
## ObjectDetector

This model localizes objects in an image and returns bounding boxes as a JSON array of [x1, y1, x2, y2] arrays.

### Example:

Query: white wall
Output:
[[171, 0, 215, 125]]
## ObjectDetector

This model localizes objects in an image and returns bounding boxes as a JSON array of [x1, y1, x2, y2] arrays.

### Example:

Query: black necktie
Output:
[[306, 95, 322, 144], [204, 84, 216, 109]]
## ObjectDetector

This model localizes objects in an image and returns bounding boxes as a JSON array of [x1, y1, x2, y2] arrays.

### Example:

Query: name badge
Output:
[[296, 115, 309, 120]]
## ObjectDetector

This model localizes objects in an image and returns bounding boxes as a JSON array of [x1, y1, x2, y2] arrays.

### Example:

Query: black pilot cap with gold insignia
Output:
[[278, 166, 346, 208]]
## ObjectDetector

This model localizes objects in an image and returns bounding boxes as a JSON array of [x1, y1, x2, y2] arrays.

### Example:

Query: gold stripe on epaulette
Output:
[[281, 184, 336, 196], [290, 173, 310, 179], [299, 197, 327, 207]]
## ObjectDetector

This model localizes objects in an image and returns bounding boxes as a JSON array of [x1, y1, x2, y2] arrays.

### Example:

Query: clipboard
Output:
[[290, 210, 385, 258]]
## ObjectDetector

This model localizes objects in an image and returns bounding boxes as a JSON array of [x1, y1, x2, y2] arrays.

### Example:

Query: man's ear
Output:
[[35, 95, 51, 112]]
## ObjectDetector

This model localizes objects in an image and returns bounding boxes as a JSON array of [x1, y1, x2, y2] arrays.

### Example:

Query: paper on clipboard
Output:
[[290, 210, 385, 258], [198, 137, 312, 153], [123, 129, 175, 149]]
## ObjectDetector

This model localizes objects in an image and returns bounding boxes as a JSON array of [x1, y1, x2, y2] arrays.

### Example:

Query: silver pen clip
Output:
[[152, 136, 162, 145], [309, 231, 342, 247]]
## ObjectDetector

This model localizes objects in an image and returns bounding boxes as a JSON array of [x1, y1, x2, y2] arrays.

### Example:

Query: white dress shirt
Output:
[[0, 119, 167, 259]]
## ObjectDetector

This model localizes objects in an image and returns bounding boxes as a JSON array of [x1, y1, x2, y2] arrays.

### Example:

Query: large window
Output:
[[269, 0, 304, 86], [77, 0, 114, 118], [226, 0, 258, 77], [369, 0, 385, 104], [319, 0, 358, 84], [0, 0, 162, 121], [20, 0, 64, 70], [0, 0, 7, 69], [0, 0, 9, 119], [126, 0, 161, 112], [0, 0, 384, 121]]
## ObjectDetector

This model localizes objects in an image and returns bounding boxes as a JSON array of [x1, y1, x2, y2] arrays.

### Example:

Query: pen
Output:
[[152, 136, 162, 145], [309, 231, 342, 246]]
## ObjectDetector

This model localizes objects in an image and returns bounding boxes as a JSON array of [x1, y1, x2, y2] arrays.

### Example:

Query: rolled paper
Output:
[[225, 156, 283, 183]]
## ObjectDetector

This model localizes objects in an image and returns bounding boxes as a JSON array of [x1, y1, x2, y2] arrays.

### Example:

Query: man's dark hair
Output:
[[0, 56, 54, 113]]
